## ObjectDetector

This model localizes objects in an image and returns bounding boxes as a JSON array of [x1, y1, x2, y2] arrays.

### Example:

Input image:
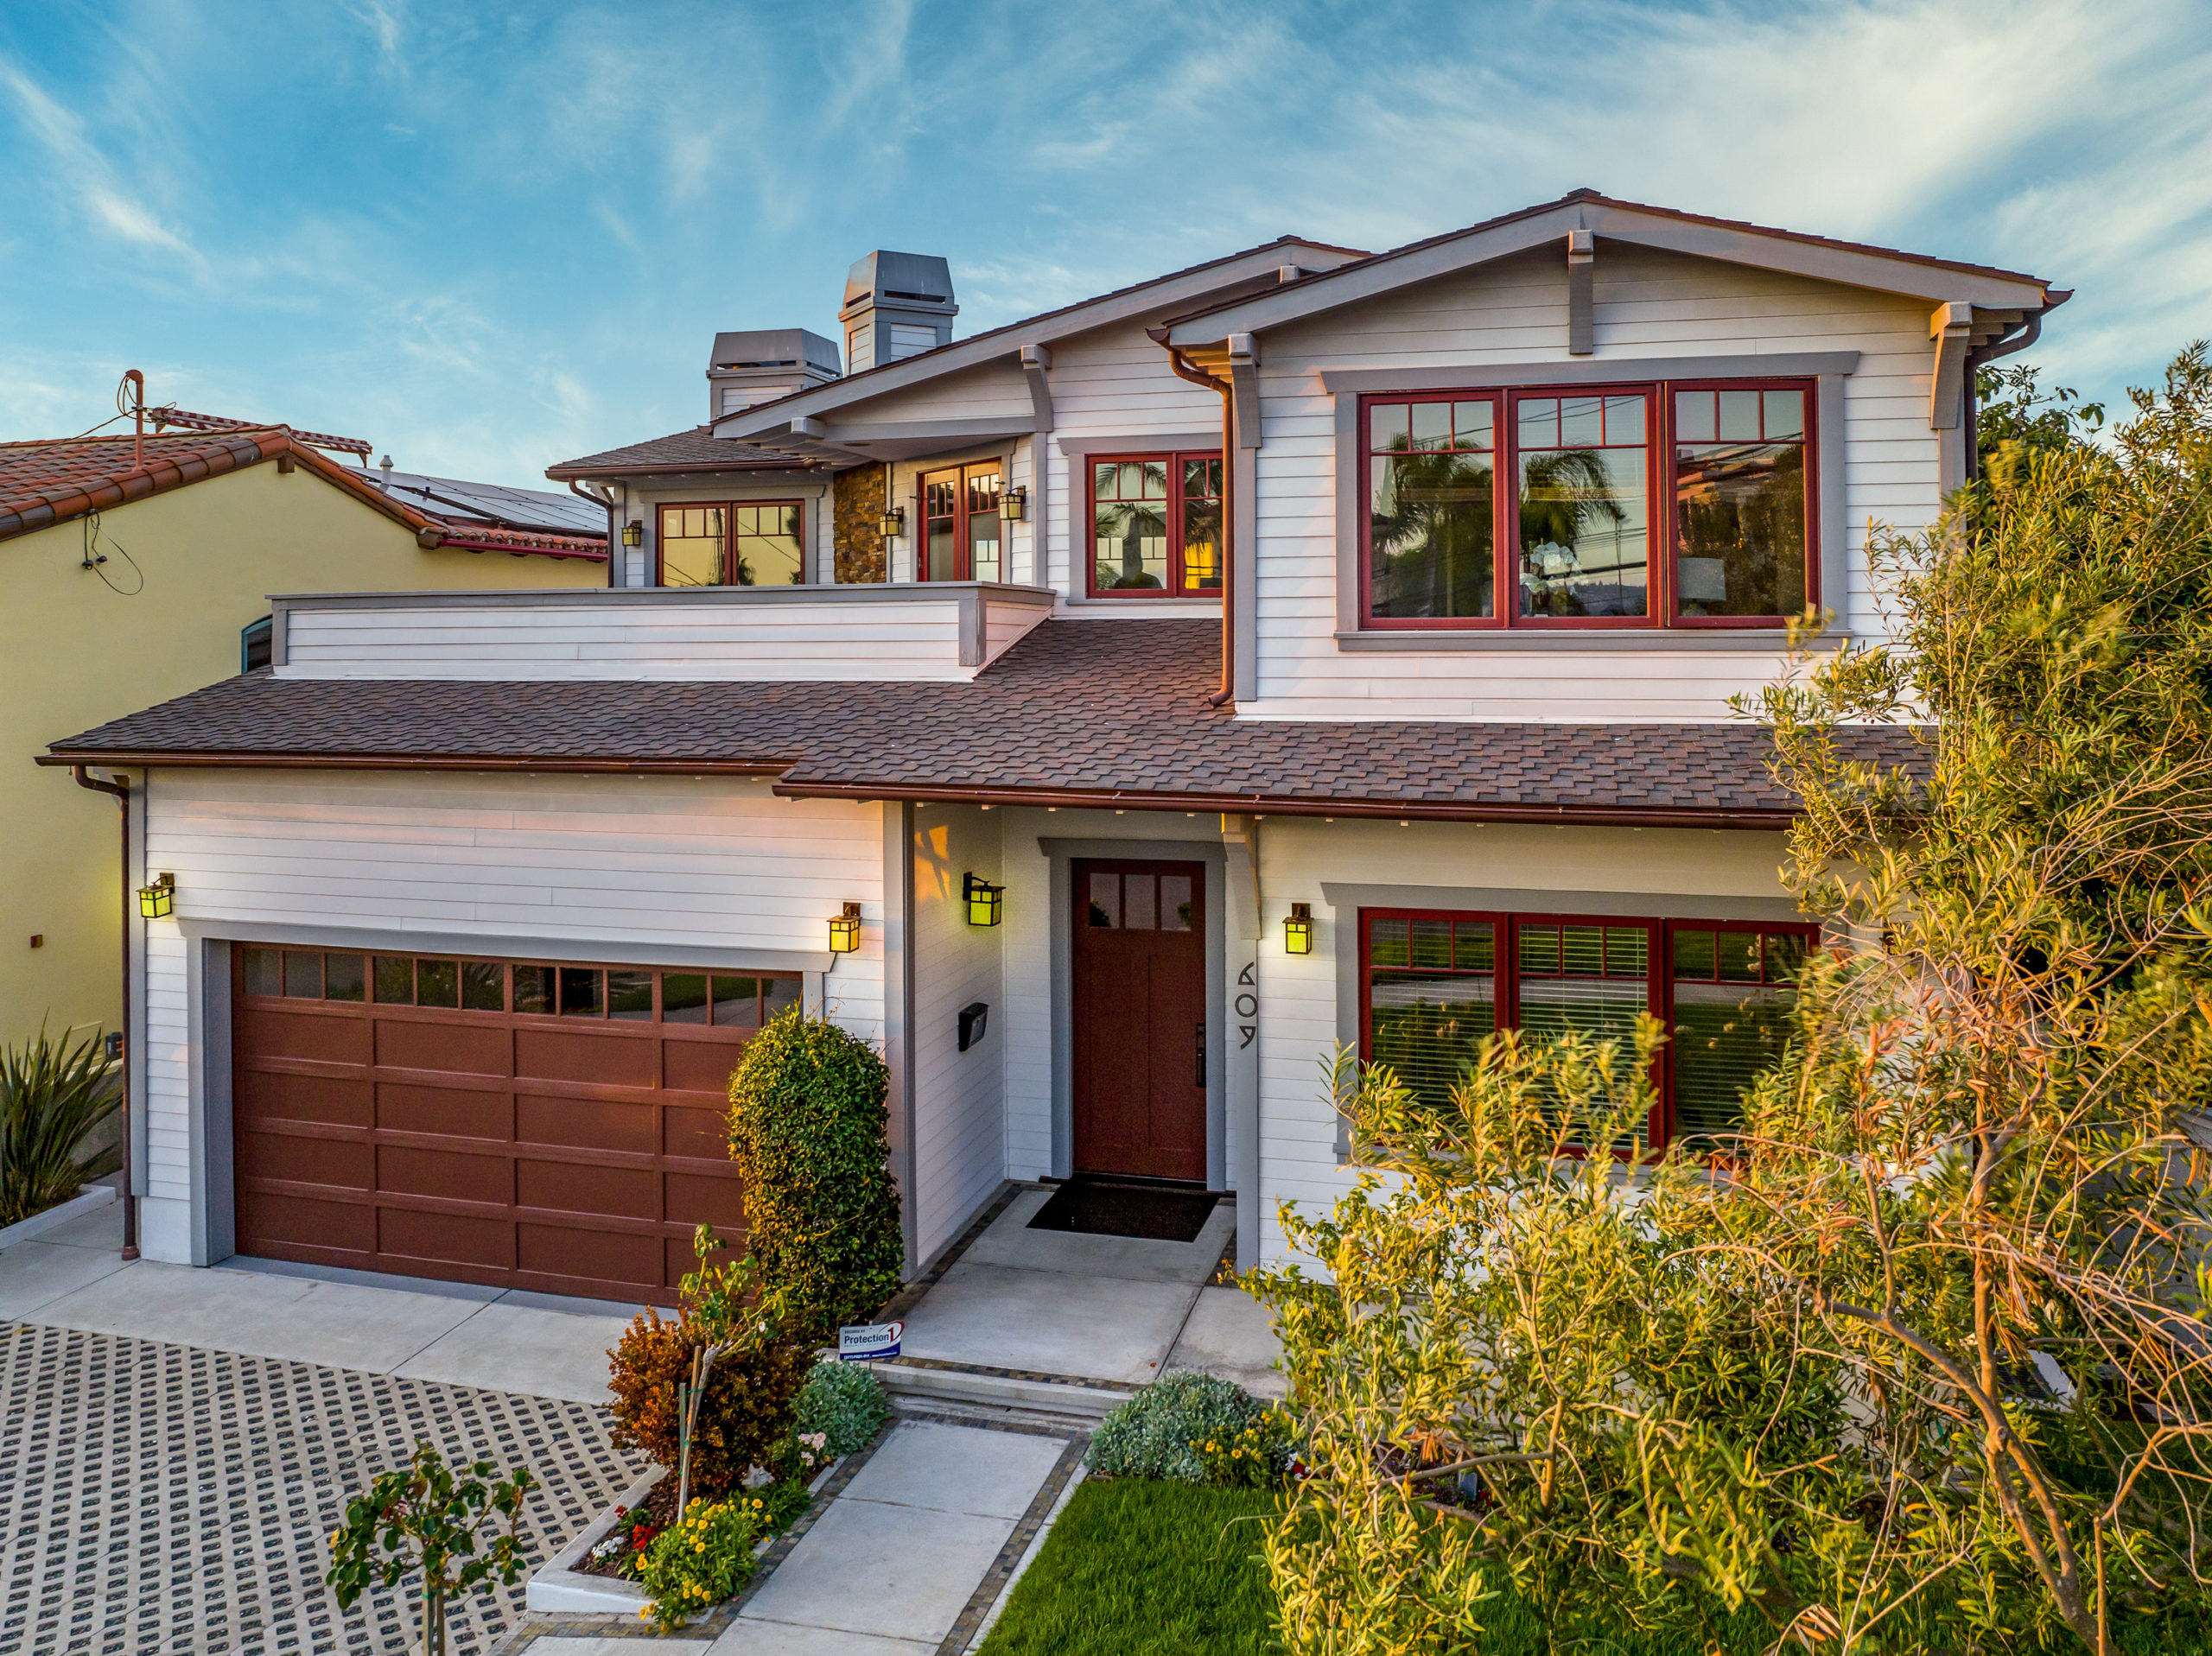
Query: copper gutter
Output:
[[1159, 344, 1236, 707], [69, 766, 139, 1261]]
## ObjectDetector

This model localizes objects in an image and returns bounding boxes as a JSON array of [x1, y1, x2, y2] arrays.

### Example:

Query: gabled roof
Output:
[[552, 233, 1369, 480], [0, 428, 605, 559], [41, 618, 1923, 828], [1160, 188, 2064, 346]]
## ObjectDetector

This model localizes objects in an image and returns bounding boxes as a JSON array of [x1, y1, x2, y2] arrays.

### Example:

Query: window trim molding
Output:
[[1083, 447, 1226, 600], [1333, 352, 1855, 643]]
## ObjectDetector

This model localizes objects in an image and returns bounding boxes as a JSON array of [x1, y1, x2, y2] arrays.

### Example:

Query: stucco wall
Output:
[[3, 460, 601, 1048]]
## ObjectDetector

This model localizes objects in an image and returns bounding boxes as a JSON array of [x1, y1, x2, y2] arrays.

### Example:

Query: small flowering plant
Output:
[[585, 1504, 662, 1579], [1192, 1407, 1300, 1489], [637, 1498, 761, 1628]]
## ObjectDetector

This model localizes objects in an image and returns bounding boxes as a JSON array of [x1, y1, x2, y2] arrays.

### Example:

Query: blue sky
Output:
[[3, 1, 2207, 488]]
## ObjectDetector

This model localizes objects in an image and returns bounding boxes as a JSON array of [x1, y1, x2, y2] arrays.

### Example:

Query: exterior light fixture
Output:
[[1001, 486, 1027, 523], [620, 520, 644, 547], [829, 902, 863, 953], [877, 505, 905, 537], [963, 873, 1003, 928], [138, 872, 175, 920], [1284, 902, 1314, 955]]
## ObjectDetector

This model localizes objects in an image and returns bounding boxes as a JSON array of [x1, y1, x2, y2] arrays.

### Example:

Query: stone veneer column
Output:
[[833, 463, 889, 584]]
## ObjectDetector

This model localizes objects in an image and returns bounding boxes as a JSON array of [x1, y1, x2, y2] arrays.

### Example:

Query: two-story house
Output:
[[42, 192, 2061, 1305]]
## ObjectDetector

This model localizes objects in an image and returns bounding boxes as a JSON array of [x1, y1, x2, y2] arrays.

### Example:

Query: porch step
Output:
[[874, 1357, 1137, 1423]]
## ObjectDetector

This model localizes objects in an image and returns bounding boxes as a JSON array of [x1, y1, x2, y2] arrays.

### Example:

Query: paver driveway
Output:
[[0, 1322, 646, 1655]]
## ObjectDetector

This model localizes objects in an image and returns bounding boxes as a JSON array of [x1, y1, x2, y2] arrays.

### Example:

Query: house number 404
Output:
[[1236, 961, 1258, 1049]]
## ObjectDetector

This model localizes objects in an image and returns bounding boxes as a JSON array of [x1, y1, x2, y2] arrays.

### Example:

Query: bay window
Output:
[[1089, 451, 1224, 596], [1359, 377, 1815, 629], [1359, 908, 1815, 1147]]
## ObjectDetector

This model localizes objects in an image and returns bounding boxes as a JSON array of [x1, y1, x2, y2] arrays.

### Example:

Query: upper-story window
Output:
[[919, 462, 1001, 581], [1089, 452, 1224, 597], [657, 502, 805, 587], [1361, 378, 1813, 629]]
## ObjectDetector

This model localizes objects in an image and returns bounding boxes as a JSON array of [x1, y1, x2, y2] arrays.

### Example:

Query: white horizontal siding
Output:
[[1250, 241, 1942, 720], [1249, 815, 1794, 1263], [982, 591, 1052, 661], [280, 597, 977, 682], [844, 358, 1034, 423], [137, 771, 888, 1264], [910, 804, 1007, 1263]]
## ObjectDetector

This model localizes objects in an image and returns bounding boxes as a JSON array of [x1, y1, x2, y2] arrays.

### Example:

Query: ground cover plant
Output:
[[727, 1006, 904, 1346], [1087, 1370, 1298, 1487], [792, 1357, 890, 1475], [1248, 347, 2212, 1654], [0, 1023, 119, 1226]]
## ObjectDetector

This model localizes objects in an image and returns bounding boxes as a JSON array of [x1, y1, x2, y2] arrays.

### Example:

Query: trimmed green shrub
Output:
[[726, 1007, 903, 1345], [794, 1359, 891, 1459], [1087, 1371, 1289, 1486], [637, 1496, 761, 1628], [0, 1024, 121, 1227]]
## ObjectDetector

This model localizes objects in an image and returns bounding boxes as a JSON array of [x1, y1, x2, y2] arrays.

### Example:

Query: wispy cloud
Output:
[[0, 55, 204, 270]]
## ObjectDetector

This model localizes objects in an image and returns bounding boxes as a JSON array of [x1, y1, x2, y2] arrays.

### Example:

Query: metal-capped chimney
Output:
[[707, 327, 842, 421], [839, 251, 957, 375]]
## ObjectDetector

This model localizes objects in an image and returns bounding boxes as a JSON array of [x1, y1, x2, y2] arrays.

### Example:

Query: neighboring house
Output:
[[43, 192, 2061, 1303], [3, 418, 607, 1054]]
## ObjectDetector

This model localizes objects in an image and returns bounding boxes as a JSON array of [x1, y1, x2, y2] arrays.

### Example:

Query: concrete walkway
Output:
[[712, 1418, 1081, 1653], [0, 1199, 640, 1405], [894, 1187, 1287, 1399]]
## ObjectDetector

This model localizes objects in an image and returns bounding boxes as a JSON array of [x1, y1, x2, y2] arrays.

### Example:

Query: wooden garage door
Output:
[[232, 945, 798, 1306]]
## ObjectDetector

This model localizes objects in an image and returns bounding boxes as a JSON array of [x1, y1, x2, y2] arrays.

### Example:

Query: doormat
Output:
[[1027, 1176, 1221, 1244]]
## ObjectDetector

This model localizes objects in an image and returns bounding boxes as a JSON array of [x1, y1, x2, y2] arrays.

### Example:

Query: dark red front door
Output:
[[1071, 860, 1206, 1182]]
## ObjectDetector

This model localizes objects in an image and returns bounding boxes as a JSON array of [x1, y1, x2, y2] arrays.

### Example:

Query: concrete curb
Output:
[[525, 1467, 658, 1615], [0, 1183, 115, 1251]]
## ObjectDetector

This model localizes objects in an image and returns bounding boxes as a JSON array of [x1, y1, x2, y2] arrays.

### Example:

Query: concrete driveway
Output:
[[0, 1202, 649, 1654]]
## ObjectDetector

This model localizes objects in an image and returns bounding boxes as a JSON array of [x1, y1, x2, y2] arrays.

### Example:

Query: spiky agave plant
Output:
[[0, 1024, 120, 1226]]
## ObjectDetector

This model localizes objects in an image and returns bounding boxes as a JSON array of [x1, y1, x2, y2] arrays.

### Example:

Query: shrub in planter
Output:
[[726, 1008, 903, 1345], [791, 1359, 890, 1475], [637, 1497, 762, 1628], [1086, 1371, 1294, 1486], [0, 1024, 120, 1227], [607, 1231, 815, 1498]]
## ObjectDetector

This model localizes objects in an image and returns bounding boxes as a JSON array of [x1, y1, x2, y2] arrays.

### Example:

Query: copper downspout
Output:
[[1162, 346, 1236, 707], [71, 765, 139, 1260]]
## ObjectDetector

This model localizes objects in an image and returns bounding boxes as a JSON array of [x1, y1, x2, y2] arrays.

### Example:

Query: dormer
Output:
[[707, 328, 842, 420], [840, 251, 957, 374]]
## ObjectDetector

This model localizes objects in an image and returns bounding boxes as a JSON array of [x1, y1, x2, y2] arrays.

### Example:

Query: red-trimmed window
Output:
[[919, 462, 1001, 581], [1669, 382, 1815, 624], [1358, 909, 1817, 1146], [1358, 378, 1815, 630], [1088, 451, 1224, 597]]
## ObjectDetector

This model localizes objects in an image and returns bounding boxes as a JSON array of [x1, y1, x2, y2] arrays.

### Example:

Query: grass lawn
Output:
[[978, 1476, 2211, 1655], [978, 1478, 1281, 1656]]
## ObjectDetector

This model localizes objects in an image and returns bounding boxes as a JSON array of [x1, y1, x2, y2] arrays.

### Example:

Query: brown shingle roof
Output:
[[41, 619, 1919, 827], [546, 426, 809, 479]]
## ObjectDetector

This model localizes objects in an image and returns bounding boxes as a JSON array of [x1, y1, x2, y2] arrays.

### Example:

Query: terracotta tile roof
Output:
[[42, 619, 1920, 827], [546, 427, 819, 479], [0, 428, 291, 538], [0, 428, 605, 560]]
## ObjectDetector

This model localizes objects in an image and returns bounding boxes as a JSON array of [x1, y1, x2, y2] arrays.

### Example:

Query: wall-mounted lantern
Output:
[[877, 505, 906, 537], [829, 902, 863, 953], [1001, 486, 1027, 523], [963, 873, 1003, 928], [138, 872, 175, 920], [1284, 902, 1313, 955], [620, 520, 644, 547]]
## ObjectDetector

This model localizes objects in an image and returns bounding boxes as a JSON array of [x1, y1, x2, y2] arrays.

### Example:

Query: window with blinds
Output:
[[1667, 924, 1808, 1144], [1358, 909, 1814, 1148]]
